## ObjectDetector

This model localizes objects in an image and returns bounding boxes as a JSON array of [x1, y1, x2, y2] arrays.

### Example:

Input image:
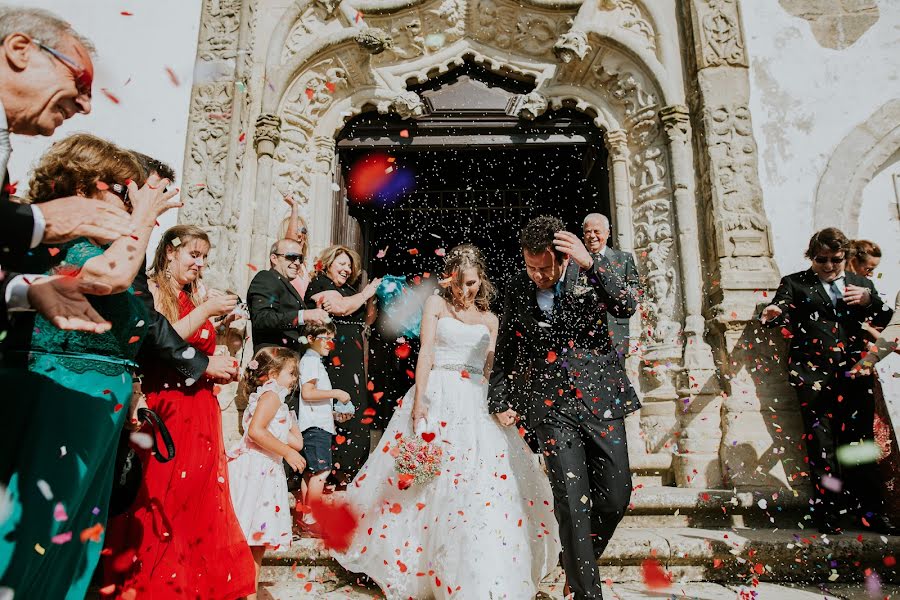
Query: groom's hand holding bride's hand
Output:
[[494, 409, 518, 427]]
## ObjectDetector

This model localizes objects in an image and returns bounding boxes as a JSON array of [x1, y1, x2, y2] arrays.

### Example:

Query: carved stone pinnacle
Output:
[[390, 91, 425, 120], [509, 91, 549, 121]]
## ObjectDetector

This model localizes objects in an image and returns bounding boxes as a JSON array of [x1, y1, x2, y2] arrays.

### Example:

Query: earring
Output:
[[165, 266, 173, 280]]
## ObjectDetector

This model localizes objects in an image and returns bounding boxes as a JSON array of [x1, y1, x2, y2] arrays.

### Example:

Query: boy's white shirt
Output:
[[298, 348, 337, 434]]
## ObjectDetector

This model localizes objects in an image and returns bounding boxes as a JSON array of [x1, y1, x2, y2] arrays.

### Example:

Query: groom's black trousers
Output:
[[534, 397, 631, 600]]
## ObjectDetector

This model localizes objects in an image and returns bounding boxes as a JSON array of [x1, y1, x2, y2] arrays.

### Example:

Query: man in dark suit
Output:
[[761, 227, 894, 534], [583, 213, 640, 359], [489, 216, 640, 600]]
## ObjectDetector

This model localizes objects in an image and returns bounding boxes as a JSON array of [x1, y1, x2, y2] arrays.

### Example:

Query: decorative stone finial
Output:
[[553, 30, 590, 63], [254, 113, 282, 157], [509, 91, 548, 120], [355, 28, 394, 55], [390, 91, 425, 119]]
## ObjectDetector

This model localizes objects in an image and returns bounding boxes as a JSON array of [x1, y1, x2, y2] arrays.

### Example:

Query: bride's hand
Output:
[[411, 401, 428, 430], [494, 408, 518, 427]]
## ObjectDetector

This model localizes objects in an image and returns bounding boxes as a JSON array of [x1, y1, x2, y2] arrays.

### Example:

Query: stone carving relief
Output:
[[390, 91, 426, 119], [275, 60, 350, 201], [356, 28, 395, 55], [707, 104, 768, 233], [254, 113, 282, 154], [553, 0, 656, 65], [197, 0, 242, 61], [361, 0, 467, 63], [690, 0, 747, 68], [282, 8, 325, 64], [509, 91, 548, 120], [471, 0, 571, 59]]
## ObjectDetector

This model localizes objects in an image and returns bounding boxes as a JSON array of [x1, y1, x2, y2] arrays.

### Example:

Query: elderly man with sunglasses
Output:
[[760, 227, 894, 535], [0, 6, 135, 341]]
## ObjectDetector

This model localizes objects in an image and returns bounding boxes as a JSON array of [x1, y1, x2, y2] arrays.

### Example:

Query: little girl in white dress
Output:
[[228, 347, 307, 599]]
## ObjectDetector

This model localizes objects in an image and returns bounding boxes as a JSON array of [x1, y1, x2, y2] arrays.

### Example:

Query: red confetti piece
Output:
[[641, 559, 671, 590], [435, 248, 446, 257], [753, 563, 765, 575], [113, 403, 124, 412], [308, 498, 358, 552], [546, 351, 557, 363], [400, 129, 409, 138], [213, 385, 222, 396], [164, 66, 180, 86], [395, 343, 411, 359], [47, 247, 60, 257], [335, 434, 346, 445], [238, 132, 246, 143], [102, 389, 112, 395], [398, 473, 414, 490], [95, 181, 109, 191], [408, 248, 419, 255], [80, 523, 104, 543], [389, 503, 402, 514], [120, 11, 133, 16], [305, 88, 315, 100], [100, 88, 120, 104], [420, 432, 436, 443], [127, 335, 140, 344], [332, 356, 342, 367], [247, 263, 258, 271], [397, 560, 408, 573], [325, 82, 336, 93], [4, 181, 17, 195], [363, 407, 376, 416], [460, 370, 470, 379], [304, 583, 313, 592]]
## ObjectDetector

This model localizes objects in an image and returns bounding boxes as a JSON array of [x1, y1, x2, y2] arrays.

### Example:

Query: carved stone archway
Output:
[[180, 0, 800, 495], [814, 100, 900, 236]]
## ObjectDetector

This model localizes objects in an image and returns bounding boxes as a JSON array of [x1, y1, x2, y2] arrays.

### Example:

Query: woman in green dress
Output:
[[0, 133, 179, 599]]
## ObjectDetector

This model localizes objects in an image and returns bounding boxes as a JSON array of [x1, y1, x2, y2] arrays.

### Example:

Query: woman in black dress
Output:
[[308, 245, 380, 483]]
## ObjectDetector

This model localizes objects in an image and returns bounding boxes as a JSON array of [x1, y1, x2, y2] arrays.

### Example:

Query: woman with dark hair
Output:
[[307, 245, 380, 484], [333, 244, 560, 599], [760, 227, 894, 534], [103, 225, 255, 599], [0, 133, 178, 598]]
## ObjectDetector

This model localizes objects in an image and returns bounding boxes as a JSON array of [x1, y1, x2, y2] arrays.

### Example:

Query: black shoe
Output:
[[861, 514, 899, 535]]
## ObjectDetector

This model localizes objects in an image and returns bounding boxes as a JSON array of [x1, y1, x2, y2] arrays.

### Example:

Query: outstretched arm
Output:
[[411, 295, 443, 427]]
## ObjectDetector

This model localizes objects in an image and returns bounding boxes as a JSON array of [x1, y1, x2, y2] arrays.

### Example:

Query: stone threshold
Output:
[[264, 526, 900, 585]]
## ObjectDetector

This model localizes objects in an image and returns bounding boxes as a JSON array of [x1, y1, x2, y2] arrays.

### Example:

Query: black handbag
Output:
[[109, 408, 176, 517]]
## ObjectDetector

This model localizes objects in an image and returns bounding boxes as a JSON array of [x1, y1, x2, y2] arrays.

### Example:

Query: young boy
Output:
[[298, 321, 353, 533]]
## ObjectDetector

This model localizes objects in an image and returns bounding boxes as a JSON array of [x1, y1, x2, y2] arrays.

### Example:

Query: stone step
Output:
[[262, 526, 900, 588]]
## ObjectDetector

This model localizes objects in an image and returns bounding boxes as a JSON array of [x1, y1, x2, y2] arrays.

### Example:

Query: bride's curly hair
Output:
[[438, 244, 496, 312]]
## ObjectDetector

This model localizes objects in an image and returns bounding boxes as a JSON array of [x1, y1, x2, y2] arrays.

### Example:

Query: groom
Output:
[[489, 215, 640, 599]]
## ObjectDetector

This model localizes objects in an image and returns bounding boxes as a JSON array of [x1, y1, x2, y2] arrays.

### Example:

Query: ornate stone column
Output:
[[682, 0, 803, 492], [659, 104, 722, 488], [250, 113, 281, 267], [605, 129, 634, 253]]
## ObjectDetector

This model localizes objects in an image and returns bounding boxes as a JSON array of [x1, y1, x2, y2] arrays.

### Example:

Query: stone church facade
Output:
[[177, 0, 898, 501]]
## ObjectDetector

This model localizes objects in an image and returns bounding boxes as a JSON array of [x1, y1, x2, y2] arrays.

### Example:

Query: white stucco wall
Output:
[[6, 0, 201, 257], [742, 0, 900, 301]]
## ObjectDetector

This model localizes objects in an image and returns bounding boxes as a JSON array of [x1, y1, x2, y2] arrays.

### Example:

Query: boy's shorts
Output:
[[301, 426, 332, 473]]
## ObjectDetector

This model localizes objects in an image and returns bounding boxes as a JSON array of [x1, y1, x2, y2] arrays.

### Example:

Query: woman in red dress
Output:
[[103, 225, 255, 599]]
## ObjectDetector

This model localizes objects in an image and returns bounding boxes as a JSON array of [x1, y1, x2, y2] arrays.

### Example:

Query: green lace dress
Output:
[[0, 238, 148, 599]]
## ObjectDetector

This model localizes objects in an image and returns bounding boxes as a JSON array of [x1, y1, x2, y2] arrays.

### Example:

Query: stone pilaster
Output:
[[250, 112, 281, 268], [605, 130, 634, 253], [682, 0, 798, 492]]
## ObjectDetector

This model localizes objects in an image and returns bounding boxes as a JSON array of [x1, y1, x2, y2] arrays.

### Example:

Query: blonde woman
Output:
[[307, 245, 380, 483]]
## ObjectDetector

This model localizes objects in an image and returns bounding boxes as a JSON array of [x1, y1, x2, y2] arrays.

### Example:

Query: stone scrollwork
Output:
[[509, 91, 548, 120], [553, 29, 590, 64], [691, 0, 747, 68], [390, 91, 426, 119]]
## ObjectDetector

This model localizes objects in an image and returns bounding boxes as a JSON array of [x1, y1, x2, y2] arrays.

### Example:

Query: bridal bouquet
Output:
[[392, 433, 443, 489]]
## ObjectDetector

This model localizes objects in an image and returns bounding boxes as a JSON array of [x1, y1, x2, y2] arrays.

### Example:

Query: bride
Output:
[[333, 244, 561, 599]]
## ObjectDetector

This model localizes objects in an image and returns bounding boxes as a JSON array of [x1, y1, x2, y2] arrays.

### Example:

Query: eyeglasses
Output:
[[33, 39, 92, 99], [274, 253, 304, 263], [813, 255, 845, 265]]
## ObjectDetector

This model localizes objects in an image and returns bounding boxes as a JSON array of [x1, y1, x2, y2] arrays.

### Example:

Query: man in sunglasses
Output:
[[0, 7, 135, 343], [760, 227, 894, 535]]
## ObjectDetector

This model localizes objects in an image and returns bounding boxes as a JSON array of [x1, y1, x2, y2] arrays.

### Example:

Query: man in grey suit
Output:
[[583, 213, 640, 359]]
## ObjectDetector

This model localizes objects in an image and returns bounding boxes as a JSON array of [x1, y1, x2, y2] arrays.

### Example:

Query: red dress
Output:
[[103, 292, 255, 599]]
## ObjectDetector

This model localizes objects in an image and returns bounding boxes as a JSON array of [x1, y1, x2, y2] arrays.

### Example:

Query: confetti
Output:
[[308, 498, 358, 552], [164, 66, 180, 86], [836, 440, 881, 465], [100, 88, 120, 104], [641, 558, 671, 590], [37, 479, 52, 500]]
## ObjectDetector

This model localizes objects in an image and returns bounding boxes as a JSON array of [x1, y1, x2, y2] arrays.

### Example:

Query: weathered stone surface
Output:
[[779, 0, 879, 49]]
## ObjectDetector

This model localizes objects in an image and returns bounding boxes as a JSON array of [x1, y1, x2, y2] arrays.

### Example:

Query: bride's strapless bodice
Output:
[[432, 317, 490, 372]]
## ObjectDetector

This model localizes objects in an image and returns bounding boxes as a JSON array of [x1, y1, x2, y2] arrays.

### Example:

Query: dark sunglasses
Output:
[[274, 253, 304, 263], [813, 255, 845, 265], [33, 39, 92, 98]]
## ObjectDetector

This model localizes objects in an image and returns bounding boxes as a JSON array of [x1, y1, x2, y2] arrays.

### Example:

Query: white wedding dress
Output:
[[333, 317, 561, 599]]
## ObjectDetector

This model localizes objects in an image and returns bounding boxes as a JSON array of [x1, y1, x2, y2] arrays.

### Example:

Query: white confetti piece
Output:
[[757, 499, 767, 510], [37, 479, 52, 501], [185, 378, 196, 387], [566, 472, 576, 479], [200, 329, 210, 339], [182, 347, 196, 359], [60, 446, 67, 457], [130, 432, 154, 450], [580, 495, 589, 504]]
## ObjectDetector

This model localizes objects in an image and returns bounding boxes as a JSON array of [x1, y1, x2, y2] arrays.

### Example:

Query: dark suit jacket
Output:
[[248, 268, 310, 353], [0, 175, 52, 365], [597, 247, 640, 357], [132, 260, 209, 382], [488, 254, 641, 427], [762, 269, 893, 389]]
